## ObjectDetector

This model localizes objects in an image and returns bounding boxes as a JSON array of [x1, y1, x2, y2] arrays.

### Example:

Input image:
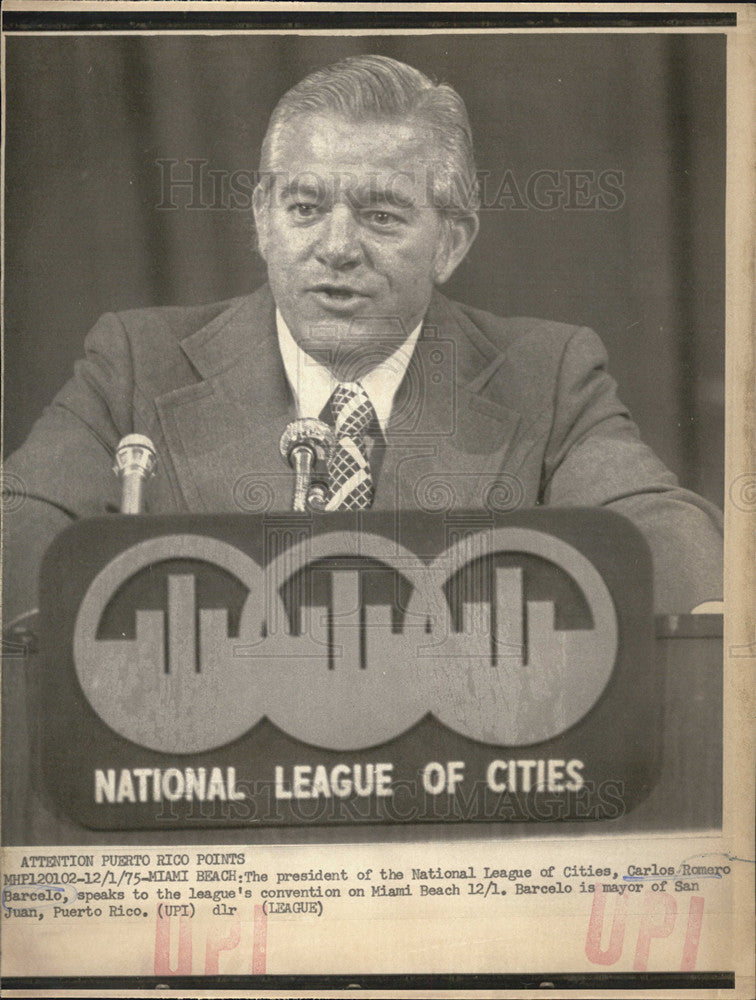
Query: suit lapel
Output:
[[375, 291, 522, 512], [155, 286, 298, 512]]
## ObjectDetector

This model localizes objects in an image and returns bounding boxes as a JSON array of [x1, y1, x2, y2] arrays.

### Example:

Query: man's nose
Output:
[[314, 204, 362, 269]]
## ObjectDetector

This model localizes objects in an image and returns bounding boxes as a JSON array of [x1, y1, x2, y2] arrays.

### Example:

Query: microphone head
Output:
[[306, 482, 330, 512], [113, 434, 158, 478], [279, 419, 335, 466]]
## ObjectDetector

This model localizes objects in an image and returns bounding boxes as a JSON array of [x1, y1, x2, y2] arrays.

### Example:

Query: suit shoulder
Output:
[[451, 299, 586, 354], [435, 296, 609, 414], [111, 294, 250, 346]]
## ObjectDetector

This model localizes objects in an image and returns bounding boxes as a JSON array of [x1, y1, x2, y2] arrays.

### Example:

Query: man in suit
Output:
[[2, 54, 723, 623]]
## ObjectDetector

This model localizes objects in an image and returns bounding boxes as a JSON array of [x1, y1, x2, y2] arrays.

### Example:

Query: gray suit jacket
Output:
[[3, 284, 723, 620]]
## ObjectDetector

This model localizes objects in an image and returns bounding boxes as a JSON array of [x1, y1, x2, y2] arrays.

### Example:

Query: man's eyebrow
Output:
[[277, 178, 327, 201], [275, 175, 417, 208], [349, 182, 417, 209]]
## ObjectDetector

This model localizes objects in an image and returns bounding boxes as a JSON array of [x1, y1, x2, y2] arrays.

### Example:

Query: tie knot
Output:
[[330, 381, 375, 439]]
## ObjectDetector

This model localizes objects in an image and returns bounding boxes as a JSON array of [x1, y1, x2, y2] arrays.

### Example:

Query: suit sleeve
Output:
[[542, 325, 723, 613], [3, 312, 135, 623]]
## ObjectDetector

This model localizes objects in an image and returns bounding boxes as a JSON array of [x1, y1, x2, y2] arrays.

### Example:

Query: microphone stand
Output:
[[279, 419, 335, 513]]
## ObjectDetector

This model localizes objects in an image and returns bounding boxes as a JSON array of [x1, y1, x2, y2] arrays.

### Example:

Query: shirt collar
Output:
[[275, 310, 422, 434]]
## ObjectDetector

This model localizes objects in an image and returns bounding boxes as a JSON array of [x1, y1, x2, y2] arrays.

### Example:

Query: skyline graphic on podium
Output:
[[74, 528, 618, 754]]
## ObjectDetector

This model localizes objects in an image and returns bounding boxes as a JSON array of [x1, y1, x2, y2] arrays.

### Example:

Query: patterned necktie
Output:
[[325, 381, 377, 510]]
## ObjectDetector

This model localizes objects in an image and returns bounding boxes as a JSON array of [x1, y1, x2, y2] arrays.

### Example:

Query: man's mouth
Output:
[[310, 284, 366, 299]]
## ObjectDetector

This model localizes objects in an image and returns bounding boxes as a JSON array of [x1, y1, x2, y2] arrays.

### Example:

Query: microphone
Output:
[[279, 419, 335, 512], [113, 434, 157, 514]]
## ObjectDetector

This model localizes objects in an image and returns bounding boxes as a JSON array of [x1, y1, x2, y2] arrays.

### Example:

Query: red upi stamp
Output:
[[585, 884, 705, 971], [154, 903, 267, 975]]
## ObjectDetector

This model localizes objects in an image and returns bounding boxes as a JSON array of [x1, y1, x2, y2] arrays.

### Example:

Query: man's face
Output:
[[254, 113, 477, 362]]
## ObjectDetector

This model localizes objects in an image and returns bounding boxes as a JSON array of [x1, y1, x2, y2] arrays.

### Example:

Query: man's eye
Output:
[[366, 210, 399, 226], [291, 202, 318, 217]]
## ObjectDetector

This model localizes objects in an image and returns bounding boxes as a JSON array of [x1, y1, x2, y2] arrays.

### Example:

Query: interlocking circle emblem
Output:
[[74, 529, 618, 753]]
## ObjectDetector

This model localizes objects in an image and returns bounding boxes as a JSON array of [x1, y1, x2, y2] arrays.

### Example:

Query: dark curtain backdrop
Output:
[[4, 33, 725, 506]]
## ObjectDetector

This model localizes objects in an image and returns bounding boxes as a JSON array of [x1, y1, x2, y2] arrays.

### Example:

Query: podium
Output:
[[2, 508, 722, 844]]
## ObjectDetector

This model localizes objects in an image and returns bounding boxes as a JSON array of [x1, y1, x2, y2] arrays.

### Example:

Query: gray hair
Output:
[[258, 54, 480, 219]]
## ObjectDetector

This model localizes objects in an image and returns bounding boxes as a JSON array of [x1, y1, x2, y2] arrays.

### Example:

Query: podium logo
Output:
[[74, 530, 617, 754]]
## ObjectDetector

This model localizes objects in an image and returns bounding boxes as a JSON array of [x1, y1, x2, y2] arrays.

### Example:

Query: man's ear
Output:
[[252, 183, 270, 260], [433, 213, 479, 284]]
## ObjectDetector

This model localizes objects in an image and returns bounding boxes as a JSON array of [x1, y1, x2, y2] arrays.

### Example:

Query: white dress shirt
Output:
[[275, 309, 422, 435]]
